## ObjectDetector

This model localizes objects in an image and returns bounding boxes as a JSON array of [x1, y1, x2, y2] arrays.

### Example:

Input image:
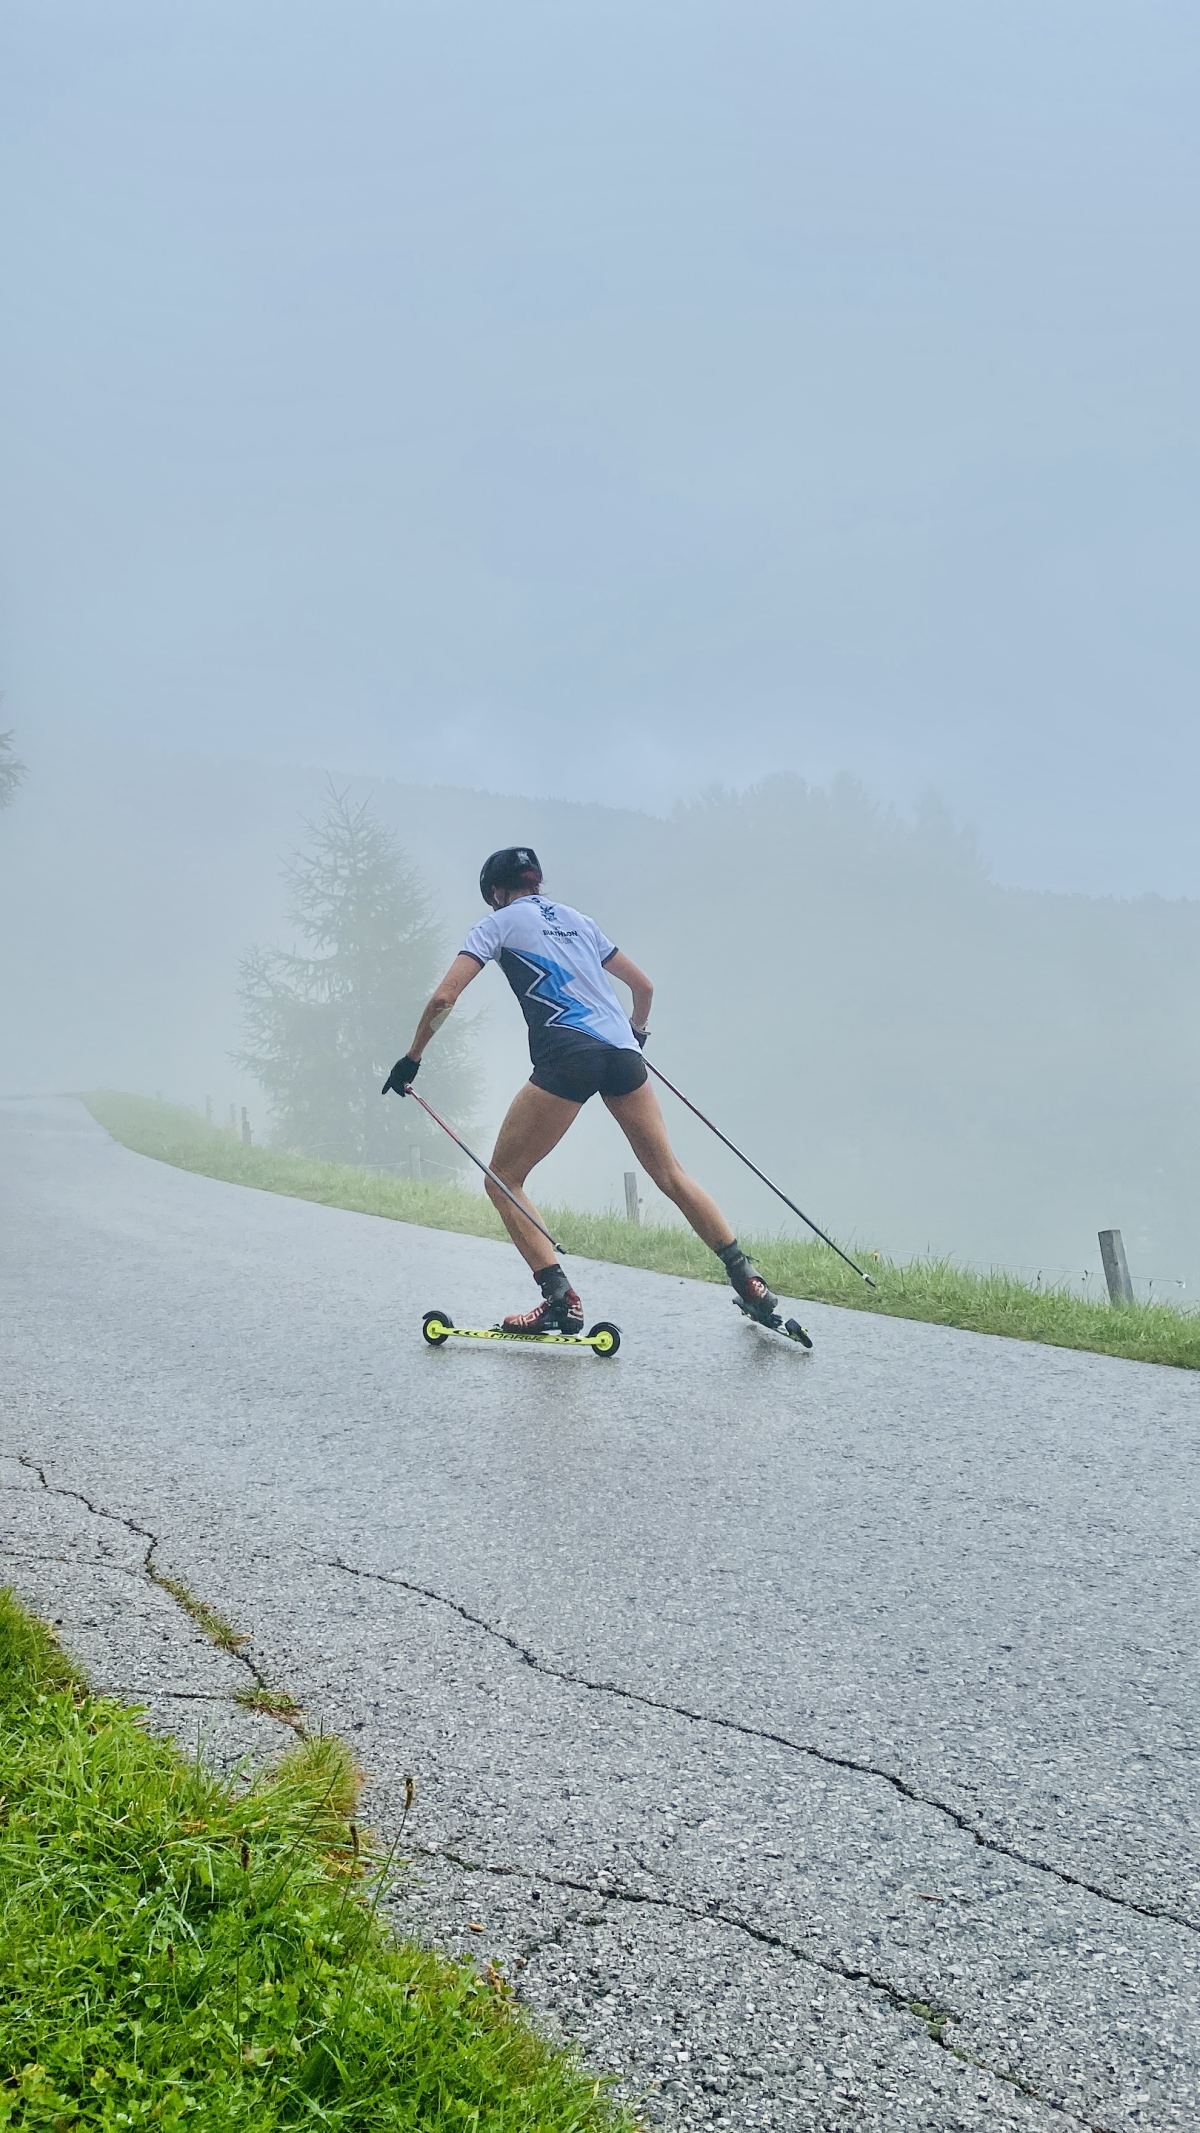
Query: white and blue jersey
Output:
[[461, 896, 639, 1069]]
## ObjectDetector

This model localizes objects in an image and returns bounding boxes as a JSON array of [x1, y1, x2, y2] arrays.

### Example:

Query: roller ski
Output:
[[733, 1298, 813, 1347], [423, 1259, 618, 1354], [721, 1242, 813, 1349], [496, 1261, 622, 1347], [422, 1309, 621, 1357]]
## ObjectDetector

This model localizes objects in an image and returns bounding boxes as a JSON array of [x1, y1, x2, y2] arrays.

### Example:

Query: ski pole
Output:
[[643, 1060, 877, 1288], [399, 1088, 566, 1256]]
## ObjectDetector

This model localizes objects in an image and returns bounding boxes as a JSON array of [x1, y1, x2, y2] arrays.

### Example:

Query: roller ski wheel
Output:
[[420, 1311, 620, 1358], [586, 1320, 621, 1357], [733, 1298, 813, 1350]]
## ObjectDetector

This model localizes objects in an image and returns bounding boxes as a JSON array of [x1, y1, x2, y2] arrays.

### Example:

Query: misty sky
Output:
[[3, 2, 1198, 895]]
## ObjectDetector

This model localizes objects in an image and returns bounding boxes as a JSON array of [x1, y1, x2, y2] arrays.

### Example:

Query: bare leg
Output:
[[486, 1082, 582, 1274], [604, 1081, 735, 1251]]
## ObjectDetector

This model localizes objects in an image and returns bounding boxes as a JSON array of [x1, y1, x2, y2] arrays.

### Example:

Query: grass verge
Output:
[[0, 1585, 632, 2130], [82, 1090, 1200, 1371]]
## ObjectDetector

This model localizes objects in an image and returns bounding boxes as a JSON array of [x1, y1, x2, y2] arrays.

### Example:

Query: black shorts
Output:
[[529, 1031, 649, 1105]]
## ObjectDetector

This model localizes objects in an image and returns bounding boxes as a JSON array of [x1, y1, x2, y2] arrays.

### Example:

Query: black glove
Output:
[[382, 1055, 421, 1096], [631, 1026, 649, 1050]]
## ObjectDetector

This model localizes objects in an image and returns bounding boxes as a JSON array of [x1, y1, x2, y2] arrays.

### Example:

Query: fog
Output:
[[2, 5, 1198, 1292], [4, 741, 1199, 1299]]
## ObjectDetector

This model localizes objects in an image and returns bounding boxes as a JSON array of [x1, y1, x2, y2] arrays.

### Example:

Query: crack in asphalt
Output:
[[14, 1456, 304, 1734], [418, 1838, 939, 2009], [0, 1469, 1168, 2128], [512, 1902, 610, 1973], [122, 1689, 239, 1703], [415, 1843, 1119, 2133], [15, 1456, 161, 1555], [326, 1555, 1199, 1940], [437, 1878, 614, 1977]]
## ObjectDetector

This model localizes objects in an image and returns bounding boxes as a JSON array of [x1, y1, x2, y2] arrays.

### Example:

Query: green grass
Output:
[[150, 1574, 249, 1653], [82, 1090, 1200, 1371], [0, 1586, 633, 2130]]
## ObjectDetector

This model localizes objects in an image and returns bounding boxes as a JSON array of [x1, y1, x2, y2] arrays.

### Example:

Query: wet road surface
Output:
[[2, 1096, 1199, 2131]]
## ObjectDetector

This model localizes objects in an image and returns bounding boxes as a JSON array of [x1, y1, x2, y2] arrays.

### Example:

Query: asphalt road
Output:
[[2, 1096, 1199, 2133]]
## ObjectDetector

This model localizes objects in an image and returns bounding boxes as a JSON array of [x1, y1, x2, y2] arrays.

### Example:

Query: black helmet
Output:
[[479, 846, 542, 907]]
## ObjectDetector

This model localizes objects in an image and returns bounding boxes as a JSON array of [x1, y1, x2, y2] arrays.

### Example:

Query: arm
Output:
[[408, 953, 484, 1060], [602, 948, 653, 1036]]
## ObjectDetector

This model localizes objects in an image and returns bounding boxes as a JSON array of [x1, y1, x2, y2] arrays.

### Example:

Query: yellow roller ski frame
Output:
[[422, 1310, 620, 1358]]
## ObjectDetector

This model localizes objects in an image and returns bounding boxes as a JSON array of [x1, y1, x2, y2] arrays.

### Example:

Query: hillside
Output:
[[2, 738, 1198, 1289]]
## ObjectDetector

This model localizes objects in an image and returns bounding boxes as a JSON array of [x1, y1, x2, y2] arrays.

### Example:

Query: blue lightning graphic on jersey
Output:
[[500, 949, 592, 1032]]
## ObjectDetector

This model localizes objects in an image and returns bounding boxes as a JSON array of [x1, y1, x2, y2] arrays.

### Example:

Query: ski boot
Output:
[[718, 1240, 779, 1326], [502, 1263, 585, 1336]]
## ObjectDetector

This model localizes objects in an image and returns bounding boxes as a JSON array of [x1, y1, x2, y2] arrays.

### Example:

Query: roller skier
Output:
[[383, 846, 779, 1336]]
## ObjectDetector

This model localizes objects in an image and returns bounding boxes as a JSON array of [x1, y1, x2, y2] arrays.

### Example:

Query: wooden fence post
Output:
[[1098, 1228, 1133, 1306], [624, 1171, 640, 1224], [241, 1107, 252, 1148]]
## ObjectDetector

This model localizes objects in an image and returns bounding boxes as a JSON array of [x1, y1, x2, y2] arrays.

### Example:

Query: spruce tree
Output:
[[237, 787, 478, 1169], [0, 732, 26, 813]]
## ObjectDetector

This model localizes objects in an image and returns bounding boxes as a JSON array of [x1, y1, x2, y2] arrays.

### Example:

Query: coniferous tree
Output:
[[236, 787, 478, 1168], [0, 732, 26, 813]]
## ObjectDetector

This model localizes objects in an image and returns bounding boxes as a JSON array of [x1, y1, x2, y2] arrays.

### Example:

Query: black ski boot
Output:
[[503, 1262, 585, 1336], [716, 1239, 779, 1325]]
